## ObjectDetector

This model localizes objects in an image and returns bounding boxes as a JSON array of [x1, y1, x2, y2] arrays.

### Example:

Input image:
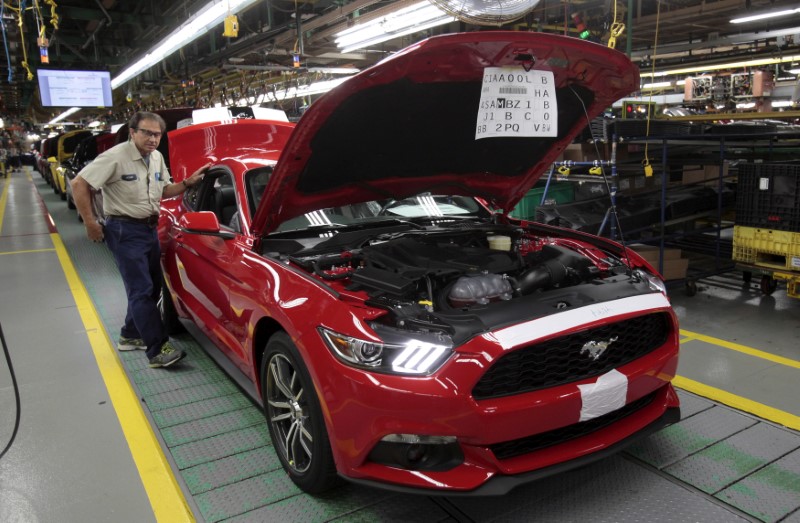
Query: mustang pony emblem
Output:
[[581, 336, 619, 360]]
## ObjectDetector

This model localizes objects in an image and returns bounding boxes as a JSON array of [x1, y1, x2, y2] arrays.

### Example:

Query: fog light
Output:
[[368, 434, 463, 471]]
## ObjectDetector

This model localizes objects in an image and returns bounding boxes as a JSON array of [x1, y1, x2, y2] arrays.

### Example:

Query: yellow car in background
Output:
[[50, 129, 93, 200]]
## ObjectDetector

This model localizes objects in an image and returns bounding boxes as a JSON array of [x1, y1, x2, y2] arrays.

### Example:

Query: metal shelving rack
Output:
[[540, 124, 800, 295]]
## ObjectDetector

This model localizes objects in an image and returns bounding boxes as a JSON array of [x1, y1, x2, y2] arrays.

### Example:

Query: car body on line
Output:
[[159, 31, 680, 495], [64, 132, 116, 217], [51, 129, 93, 200], [37, 135, 58, 187]]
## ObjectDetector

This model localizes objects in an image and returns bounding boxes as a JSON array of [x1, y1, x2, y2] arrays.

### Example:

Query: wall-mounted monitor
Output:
[[37, 69, 113, 107]]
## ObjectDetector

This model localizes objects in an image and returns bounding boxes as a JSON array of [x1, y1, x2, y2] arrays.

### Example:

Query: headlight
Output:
[[634, 269, 667, 295], [319, 326, 453, 375]]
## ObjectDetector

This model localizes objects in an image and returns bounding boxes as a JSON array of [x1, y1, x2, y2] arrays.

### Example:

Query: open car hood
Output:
[[252, 31, 639, 236]]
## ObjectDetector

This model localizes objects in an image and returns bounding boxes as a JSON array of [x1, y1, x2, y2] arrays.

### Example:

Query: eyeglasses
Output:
[[134, 128, 163, 139]]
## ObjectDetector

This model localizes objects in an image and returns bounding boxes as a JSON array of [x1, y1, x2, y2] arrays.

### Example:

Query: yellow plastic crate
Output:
[[732, 226, 800, 271], [774, 273, 800, 299]]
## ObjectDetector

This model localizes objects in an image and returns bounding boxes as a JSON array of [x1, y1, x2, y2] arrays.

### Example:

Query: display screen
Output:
[[37, 69, 113, 107]]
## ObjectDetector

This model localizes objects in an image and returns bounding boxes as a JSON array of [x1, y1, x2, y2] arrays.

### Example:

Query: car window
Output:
[[186, 170, 238, 230], [273, 194, 486, 233], [245, 166, 272, 217], [183, 182, 202, 211]]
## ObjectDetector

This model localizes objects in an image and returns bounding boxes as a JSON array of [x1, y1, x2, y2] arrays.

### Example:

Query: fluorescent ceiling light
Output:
[[772, 100, 795, 108], [730, 8, 800, 24], [111, 0, 260, 89], [264, 77, 350, 101], [641, 55, 800, 78], [789, 68, 800, 75], [641, 81, 672, 89], [335, 2, 455, 54], [49, 107, 81, 124]]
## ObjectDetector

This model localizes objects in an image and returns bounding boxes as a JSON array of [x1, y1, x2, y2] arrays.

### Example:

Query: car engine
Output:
[[277, 224, 649, 343]]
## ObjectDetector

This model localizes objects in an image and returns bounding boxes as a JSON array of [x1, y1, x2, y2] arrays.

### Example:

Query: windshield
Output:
[[273, 195, 486, 233]]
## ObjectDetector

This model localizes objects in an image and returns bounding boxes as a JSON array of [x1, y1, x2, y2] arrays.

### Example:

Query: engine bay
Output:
[[278, 224, 655, 341]]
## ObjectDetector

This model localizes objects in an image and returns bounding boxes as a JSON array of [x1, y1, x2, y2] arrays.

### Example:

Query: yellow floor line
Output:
[[673, 375, 800, 431], [680, 328, 800, 369], [50, 232, 194, 522], [0, 173, 9, 233], [0, 248, 57, 256]]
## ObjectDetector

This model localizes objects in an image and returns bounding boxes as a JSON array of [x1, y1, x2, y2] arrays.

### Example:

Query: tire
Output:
[[158, 276, 185, 335], [760, 275, 778, 296], [261, 332, 339, 494], [67, 193, 76, 210]]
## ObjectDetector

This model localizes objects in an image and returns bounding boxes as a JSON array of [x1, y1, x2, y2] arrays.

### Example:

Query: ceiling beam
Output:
[[54, 6, 176, 26]]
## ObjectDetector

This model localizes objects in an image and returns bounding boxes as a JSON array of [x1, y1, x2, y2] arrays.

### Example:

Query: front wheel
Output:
[[261, 332, 339, 493]]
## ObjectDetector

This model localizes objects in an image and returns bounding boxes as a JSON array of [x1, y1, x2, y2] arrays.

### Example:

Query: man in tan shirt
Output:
[[72, 111, 210, 367]]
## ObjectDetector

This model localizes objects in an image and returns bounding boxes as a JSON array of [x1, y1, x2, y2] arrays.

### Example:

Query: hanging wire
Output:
[[43, 0, 57, 29], [642, 0, 661, 178], [607, 1, 625, 49], [1, 1, 12, 82], [17, 0, 35, 80], [0, 321, 21, 462]]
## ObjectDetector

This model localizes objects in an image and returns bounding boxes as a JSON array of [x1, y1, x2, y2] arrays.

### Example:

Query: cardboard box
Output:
[[703, 161, 729, 180], [659, 257, 690, 281], [629, 244, 688, 280], [629, 244, 683, 263], [682, 162, 729, 186], [559, 142, 603, 162]]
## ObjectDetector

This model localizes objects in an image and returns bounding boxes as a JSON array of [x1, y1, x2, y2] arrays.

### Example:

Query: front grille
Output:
[[472, 312, 670, 400], [490, 391, 657, 460]]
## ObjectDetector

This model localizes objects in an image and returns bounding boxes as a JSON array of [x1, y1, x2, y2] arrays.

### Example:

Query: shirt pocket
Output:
[[114, 174, 147, 202]]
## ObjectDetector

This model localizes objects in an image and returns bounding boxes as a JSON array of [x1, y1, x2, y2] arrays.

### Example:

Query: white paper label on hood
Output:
[[475, 68, 558, 140]]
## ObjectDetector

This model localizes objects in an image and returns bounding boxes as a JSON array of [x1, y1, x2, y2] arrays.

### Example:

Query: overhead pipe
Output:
[[81, 0, 114, 50], [94, 0, 113, 25]]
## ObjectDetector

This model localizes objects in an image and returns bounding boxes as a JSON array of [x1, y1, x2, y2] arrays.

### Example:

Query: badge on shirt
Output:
[[122, 174, 138, 181], [155, 171, 163, 181]]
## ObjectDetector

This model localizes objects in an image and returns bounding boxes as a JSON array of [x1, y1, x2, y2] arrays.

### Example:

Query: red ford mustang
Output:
[[159, 31, 680, 495]]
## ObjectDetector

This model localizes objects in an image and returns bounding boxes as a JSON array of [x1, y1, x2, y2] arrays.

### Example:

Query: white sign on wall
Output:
[[475, 67, 558, 140]]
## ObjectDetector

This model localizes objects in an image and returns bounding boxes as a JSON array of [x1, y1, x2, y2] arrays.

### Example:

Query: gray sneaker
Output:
[[148, 342, 186, 368], [118, 336, 146, 351]]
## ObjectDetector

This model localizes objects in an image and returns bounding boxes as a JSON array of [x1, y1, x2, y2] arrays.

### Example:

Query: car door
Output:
[[169, 167, 250, 367]]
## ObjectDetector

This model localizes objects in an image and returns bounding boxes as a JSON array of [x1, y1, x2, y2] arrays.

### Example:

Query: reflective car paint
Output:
[[159, 31, 679, 495], [251, 32, 638, 236]]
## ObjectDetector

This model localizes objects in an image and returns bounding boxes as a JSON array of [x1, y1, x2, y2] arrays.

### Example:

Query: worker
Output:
[[71, 111, 210, 368]]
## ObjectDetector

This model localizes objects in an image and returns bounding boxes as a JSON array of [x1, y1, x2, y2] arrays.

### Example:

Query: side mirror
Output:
[[179, 211, 235, 239]]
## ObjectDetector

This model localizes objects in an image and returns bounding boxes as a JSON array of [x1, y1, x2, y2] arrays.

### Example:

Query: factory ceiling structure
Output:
[[0, 0, 798, 125]]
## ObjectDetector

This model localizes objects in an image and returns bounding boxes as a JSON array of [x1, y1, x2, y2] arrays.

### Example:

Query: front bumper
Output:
[[312, 324, 680, 493], [345, 402, 681, 496]]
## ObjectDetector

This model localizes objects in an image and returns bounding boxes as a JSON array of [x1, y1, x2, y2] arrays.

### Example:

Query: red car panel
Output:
[[159, 31, 679, 496]]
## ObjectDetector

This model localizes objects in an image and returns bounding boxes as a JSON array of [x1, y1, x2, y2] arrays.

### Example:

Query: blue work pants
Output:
[[104, 218, 167, 359]]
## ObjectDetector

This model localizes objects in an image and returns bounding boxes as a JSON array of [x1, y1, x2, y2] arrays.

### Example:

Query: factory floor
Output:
[[1, 167, 799, 522]]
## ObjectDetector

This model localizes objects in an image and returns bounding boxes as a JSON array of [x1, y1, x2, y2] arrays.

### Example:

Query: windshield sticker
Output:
[[475, 68, 558, 140]]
